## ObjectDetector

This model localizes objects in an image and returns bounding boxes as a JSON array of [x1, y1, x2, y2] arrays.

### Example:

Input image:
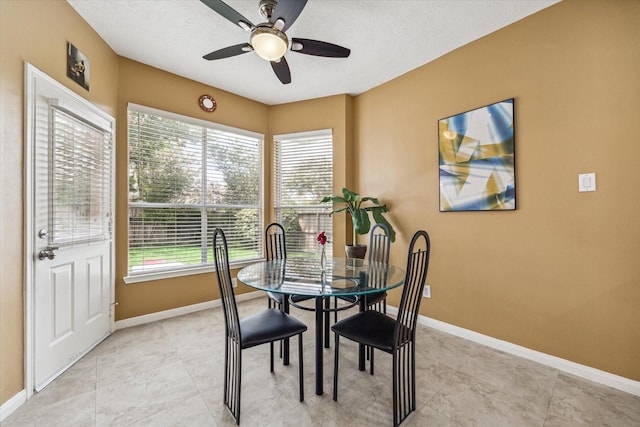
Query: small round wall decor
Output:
[[199, 94, 217, 112]]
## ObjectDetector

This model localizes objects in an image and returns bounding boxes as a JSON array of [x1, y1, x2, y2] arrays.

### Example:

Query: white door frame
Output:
[[23, 63, 116, 398]]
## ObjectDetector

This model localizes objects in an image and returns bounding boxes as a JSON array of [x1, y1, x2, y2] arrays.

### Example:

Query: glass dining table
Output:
[[237, 256, 405, 395]]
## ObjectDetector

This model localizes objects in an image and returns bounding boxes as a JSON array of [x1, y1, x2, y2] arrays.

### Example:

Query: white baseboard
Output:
[[386, 306, 640, 397], [0, 389, 26, 422], [114, 291, 263, 330]]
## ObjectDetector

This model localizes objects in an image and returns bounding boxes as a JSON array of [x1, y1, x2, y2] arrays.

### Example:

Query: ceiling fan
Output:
[[200, 0, 351, 84]]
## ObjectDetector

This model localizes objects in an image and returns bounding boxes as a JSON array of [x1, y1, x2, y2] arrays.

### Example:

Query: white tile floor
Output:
[[4, 296, 640, 426]]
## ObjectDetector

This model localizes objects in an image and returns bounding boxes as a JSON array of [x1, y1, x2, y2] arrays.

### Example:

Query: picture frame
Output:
[[67, 42, 90, 91], [438, 98, 515, 212]]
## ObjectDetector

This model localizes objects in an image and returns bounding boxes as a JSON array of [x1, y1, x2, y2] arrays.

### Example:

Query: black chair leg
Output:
[[392, 352, 398, 427], [370, 347, 375, 375], [224, 338, 242, 424], [324, 297, 331, 348], [267, 298, 285, 360], [333, 334, 339, 401], [270, 341, 274, 373], [234, 345, 242, 425], [298, 333, 304, 402], [278, 301, 283, 360]]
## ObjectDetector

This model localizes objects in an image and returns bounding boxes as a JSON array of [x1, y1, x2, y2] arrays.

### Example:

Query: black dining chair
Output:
[[264, 222, 309, 359], [265, 222, 287, 310], [212, 228, 307, 425], [264, 222, 316, 310], [332, 230, 431, 427], [335, 222, 392, 319], [361, 222, 392, 311], [263, 223, 342, 355]]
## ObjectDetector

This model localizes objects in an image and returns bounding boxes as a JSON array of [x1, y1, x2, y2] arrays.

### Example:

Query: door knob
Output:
[[38, 246, 59, 260]]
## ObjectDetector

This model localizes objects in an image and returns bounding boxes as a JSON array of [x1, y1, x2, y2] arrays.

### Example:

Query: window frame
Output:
[[124, 103, 264, 283], [273, 129, 334, 258]]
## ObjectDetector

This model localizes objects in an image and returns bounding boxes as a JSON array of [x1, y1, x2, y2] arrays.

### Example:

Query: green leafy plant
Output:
[[321, 187, 396, 244]]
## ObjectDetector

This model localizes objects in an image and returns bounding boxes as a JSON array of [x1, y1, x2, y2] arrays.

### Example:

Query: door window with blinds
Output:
[[274, 129, 333, 257], [50, 106, 112, 245], [127, 104, 263, 275]]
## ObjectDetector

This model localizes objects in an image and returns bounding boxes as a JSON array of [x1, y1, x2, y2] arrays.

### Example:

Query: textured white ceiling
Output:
[[67, 0, 559, 105]]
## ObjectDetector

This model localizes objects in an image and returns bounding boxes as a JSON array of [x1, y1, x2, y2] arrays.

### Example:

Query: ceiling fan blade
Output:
[[200, 0, 254, 30], [271, 58, 291, 84], [291, 38, 351, 58], [203, 43, 252, 60], [271, 0, 308, 31]]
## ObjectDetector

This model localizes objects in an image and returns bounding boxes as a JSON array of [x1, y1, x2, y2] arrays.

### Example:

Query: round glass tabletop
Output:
[[237, 257, 405, 297]]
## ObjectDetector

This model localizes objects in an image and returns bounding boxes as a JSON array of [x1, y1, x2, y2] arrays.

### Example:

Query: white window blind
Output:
[[128, 104, 263, 275], [274, 129, 333, 257], [50, 106, 112, 246]]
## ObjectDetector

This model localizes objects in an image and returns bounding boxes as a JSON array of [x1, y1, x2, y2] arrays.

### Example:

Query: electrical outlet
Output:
[[232, 277, 237, 288], [423, 285, 431, 298]]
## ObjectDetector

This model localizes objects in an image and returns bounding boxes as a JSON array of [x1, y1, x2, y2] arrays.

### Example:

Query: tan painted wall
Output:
[[353, 0, 640, 381], [114, 58, 270, 320], [2, 0, 639, 409], [0, 0, 118, 405], [269, 95, 354, 249]]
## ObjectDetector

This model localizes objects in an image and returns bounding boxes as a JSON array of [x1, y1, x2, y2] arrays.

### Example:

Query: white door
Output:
[[26, 65, 114, 391]]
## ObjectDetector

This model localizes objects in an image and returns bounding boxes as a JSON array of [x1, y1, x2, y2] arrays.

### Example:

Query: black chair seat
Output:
[[268, 291, 312, 306], [241, 308, 307, 349], [267, 291, 284, 305], [337, 290, 387, 306], [291, 295, 313, 303], [331, 310, 410, 353], [365, 291, 387, 306], [336, 294, 357, 304]]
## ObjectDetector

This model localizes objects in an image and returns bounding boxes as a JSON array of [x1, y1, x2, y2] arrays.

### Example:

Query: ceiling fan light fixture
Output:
[[251, 25, 288, 61]]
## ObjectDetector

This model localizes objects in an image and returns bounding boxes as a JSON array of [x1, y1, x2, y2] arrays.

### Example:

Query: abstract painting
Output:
[[438, 98, 515, 211]]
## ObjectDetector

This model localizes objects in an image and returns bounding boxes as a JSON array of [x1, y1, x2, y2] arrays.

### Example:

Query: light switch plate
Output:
[[578, 173, 596, 192]]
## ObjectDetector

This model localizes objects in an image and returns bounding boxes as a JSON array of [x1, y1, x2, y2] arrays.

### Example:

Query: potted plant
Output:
[[321, 187, 396, 258]]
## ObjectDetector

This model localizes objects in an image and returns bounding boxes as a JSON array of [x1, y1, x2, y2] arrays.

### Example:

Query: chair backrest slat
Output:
[[368, 223, 391, 265], [213, 228, 241, 343], [394, 230, 431, 346], [265, 222, 286, 261]]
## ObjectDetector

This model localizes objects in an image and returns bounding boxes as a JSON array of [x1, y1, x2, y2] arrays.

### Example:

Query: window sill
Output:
[[123, 259, 261, 284]]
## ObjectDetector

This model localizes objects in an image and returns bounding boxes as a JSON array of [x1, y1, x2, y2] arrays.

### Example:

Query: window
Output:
[[50, 106, 112, 246], [127, 104, 263, 275], [274, 129, 333, 257]]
